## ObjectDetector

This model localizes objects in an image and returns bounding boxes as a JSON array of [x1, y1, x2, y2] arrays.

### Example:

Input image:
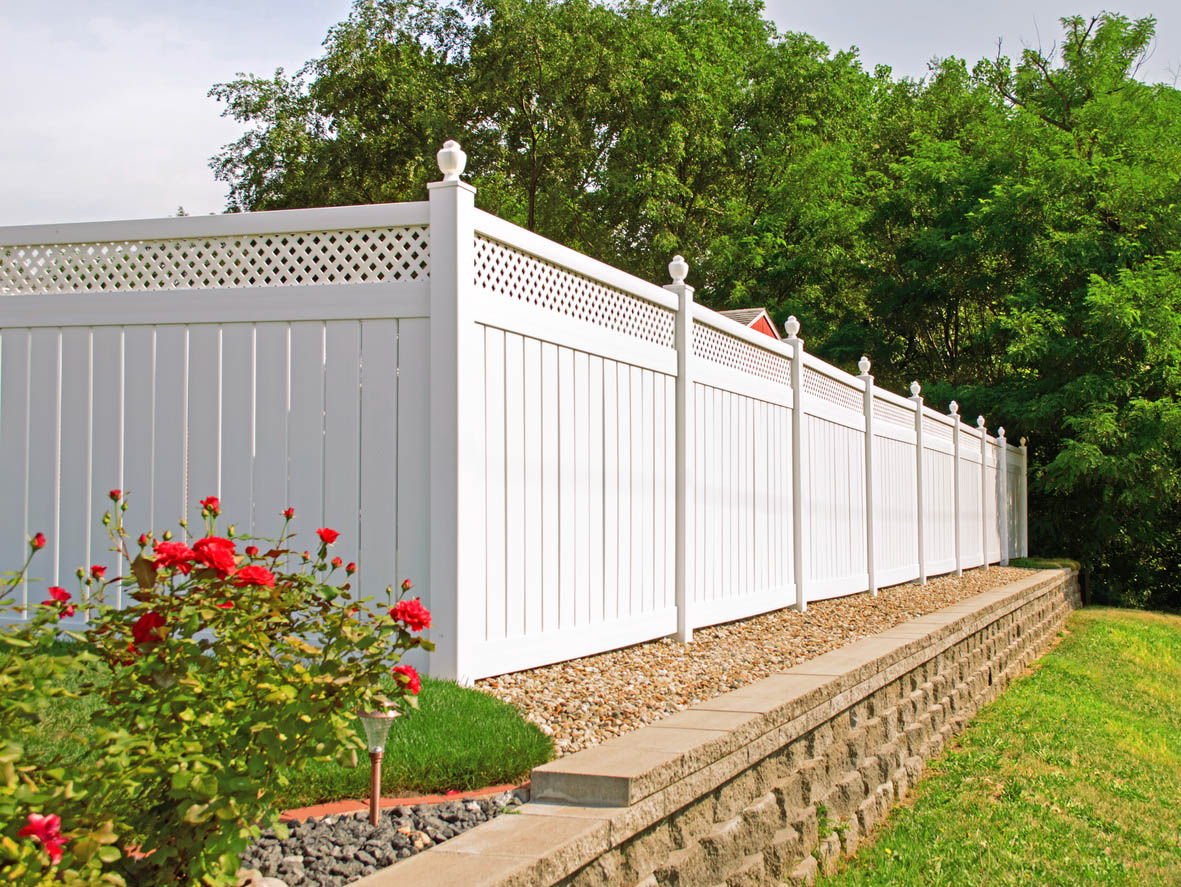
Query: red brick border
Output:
[[280, 782, 527, 822]]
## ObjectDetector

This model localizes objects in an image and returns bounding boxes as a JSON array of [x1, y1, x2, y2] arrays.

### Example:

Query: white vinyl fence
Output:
[[0, 143, 1028, 682]]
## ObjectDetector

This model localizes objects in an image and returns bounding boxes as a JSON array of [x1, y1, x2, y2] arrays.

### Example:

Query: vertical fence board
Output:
[[359, 318, 399, 601], [89, 327, 123, 607], [152, 326, 188, 537], [503, 332, 525, 638], [220, 325, 255, 532], [287, 322, 325, 552], [252, 323, 289, 534], [58, 327, 92, 599], [186, 326, 221, 530], [395, 318, 430, 607]]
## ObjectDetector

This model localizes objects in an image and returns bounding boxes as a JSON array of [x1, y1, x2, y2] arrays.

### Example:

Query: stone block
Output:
[[761, 826, 802, 880], [724, 853, 769, 887], [816, 832, 841, 876], [786, 856, 818, 887]]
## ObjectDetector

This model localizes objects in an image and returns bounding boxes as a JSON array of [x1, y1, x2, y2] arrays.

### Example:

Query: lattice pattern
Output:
[[474, 236, 675, 348], [923, 414, 955, 443], [693, 322, 791, 386], [0, 227, 429, 295], [874, 396, 915, 429], [802, 366, 863, 413]]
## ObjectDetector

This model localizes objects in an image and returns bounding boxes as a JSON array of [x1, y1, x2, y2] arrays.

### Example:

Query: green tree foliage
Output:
[[210, 6, 1181, 608]]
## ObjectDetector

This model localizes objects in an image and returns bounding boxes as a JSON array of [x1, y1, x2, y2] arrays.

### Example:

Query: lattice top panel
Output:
[[923, 414, 955, 443], [693, 322, 791, 386], [0, 227, 429, 295], [474, 236, 675, 349], [873, 395, 915, 430], [802, 366, 863, 413]]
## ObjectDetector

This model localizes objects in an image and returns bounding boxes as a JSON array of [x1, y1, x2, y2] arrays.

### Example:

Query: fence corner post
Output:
[[977, 415, 988, 571], [998, 427, 1010, 565], [666, 256, 694, 643], [859, 358, 876, 596], [1020, 436, 1029, 558], [910, 382, 927, 585], [427, 140, 481, 685], [786, 317, 807, 612]]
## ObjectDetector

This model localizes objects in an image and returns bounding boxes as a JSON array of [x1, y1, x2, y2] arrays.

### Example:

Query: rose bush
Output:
[[1, 493, 431, 887]]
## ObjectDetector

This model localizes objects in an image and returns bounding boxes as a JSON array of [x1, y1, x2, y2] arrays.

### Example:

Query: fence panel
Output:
[[688, 310, 795, 628], [922, 411, 958, 576], [0, 207, 433, 631], [801, 358, 868, 601], [872, 392, 919, 588], [466, 220, 679, 677]]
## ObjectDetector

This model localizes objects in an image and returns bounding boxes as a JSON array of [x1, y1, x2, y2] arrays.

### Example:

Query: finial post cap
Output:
[[437, 140, 467, 181], [948, 400, 958, 415], [858, 356, 871, 376], [977, 415, 986, 428], [910, 381, 921, 397], [668, 255, 689, 284], [784, 316, 800, 339]]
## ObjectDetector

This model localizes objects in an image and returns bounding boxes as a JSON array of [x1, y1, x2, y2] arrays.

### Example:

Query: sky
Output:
[[1, 1, 1177, 227]]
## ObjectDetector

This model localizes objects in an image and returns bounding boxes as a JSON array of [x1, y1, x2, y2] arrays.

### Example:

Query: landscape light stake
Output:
[[357, 706, 400, 826]]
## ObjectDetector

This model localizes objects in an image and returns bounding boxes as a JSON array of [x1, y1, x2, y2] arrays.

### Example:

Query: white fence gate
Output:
[[0, 143, 1028, 682]]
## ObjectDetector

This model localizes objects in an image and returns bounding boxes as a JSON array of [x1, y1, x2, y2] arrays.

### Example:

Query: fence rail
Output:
[[0, 143, 1027, 681]]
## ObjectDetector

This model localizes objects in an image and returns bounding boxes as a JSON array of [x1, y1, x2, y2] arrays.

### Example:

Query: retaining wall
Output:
[[357, 568, 1080, 887]]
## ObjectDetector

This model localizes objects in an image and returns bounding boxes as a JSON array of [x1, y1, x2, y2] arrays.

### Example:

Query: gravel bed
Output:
[[478, 567, 1036, 755], [239, 790, 526, 887]]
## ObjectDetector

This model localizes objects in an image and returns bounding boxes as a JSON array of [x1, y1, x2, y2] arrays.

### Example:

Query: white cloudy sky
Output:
[[1, 1, 1177, 227]]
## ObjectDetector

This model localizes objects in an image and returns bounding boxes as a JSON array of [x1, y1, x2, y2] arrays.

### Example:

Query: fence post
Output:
[[977, 415, 988, 570], [427, 141, 482, 684], [910, 382, 927, 585], [858, 358, 876, 596], [1019, 436, 1029, 557], [950, 401, 962, 577], [997, 427, 1010, 565], [786, 317, 807, 612], [666, 256, 694, 643]]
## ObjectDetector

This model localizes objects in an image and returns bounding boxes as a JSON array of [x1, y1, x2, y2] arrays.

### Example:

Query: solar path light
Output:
[[357, 706, 400, 826]]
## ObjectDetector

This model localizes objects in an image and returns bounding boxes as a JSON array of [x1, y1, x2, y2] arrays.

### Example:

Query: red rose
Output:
[[138, 533, 149, 547], [346, 562, 356, 575], [283, 507, 295, 519], [390, 597, 431, 632], [316, 527, 339, 544], [401, 578, 413, 593], [215, 601, 234, 609], [200, 496, 220, 516], [90, 565, 106, 579], [31, 532, 46, 550], [153, 540, 196, 574], [331, 556, 343, 568], [392, 664, 421, 695], [18, 813, 65, 865], [131, 610, 166, 646], [231, 564, 276, 588], [41, 587, 76, 619], [108, 489, 122, 501], [244, 545, 259, 558], [193, 536, 237, 577]]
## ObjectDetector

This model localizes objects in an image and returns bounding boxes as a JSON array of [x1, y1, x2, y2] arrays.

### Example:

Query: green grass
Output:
[[1008, 556, 1081, 570], [27, 650, 553, 809], [819, 608, 1181, 887]]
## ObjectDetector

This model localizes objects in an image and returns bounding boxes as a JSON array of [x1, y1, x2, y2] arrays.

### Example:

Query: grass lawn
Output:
[[819, 607, 1181, 887], [30, 654, 553, 809]]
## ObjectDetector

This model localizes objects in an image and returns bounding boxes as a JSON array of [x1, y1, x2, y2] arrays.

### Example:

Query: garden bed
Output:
[[479, 566, 1037, 755]]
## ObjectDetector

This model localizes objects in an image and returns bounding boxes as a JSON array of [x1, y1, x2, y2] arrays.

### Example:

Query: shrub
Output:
[[1, 493, 431, 887]]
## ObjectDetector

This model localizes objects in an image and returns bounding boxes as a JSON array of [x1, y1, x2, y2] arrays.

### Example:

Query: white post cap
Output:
[[784, 316, 800, 339], [949, 400, 959, 416], [668, 255, 689, 284], [437, 140, 467, 181], [857, 356, 871, 376], [977, 415, 986, 428], [910, 381, 921, 397]]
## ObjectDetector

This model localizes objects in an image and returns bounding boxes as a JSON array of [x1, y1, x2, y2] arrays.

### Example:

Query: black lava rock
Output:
[[246, 789, 526, 887]]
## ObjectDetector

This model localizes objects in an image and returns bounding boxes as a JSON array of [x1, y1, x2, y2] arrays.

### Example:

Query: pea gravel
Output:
[[477, 567, 1036, 756]]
